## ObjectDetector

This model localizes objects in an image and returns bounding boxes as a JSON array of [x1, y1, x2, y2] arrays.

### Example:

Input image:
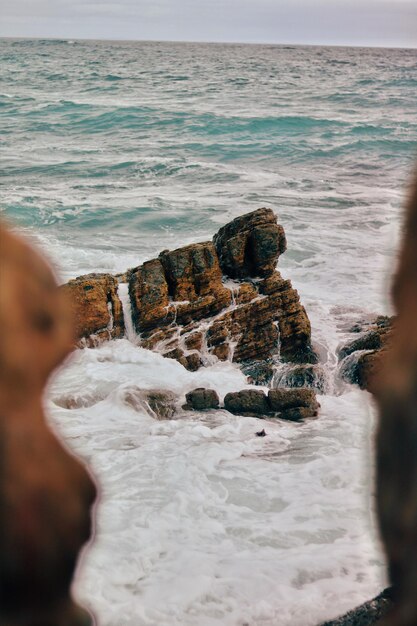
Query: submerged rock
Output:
[[184, 388, 220, 411], [62, 273, 124, 347], [122, 387, 177, 420], [272, 363, 328, 393]]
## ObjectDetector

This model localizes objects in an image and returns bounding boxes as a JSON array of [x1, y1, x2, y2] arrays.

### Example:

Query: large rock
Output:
[[128, 259, 170, 331], [65, 208, 317, 370], [213, 207, 286, 278], [62, 273, 124, 346]]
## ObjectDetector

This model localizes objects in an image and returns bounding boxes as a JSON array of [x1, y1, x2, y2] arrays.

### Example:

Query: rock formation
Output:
[[62, 273, 124, 347], [338, 316, 393, 391], [64, 208, 317, 372], [0, 223, 96, 626]]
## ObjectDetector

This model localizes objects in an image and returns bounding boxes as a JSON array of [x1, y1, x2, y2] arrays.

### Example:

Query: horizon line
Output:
[[0, 34, 416, 51]]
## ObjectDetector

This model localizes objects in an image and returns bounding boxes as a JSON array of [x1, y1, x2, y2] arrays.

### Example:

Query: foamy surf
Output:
[[46, 339, 386, 626]]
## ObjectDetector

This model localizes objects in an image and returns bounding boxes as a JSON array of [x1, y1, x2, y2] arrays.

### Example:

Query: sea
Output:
[[1, 38, 417, 625]]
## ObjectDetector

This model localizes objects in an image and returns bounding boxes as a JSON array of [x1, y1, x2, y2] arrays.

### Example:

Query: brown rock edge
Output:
[[62, 208, 317, 370], [182, 386, 319, 421], [338, 316, 394, 392]]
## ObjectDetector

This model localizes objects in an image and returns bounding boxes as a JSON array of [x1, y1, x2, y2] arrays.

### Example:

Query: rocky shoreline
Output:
[[63, 208, 317, 373], [61, 207, 396, 624]]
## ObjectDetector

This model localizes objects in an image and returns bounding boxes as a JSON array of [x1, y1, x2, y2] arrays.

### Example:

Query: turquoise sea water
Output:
[[1, 39, 416, 299], [1, 39, 417, 626]]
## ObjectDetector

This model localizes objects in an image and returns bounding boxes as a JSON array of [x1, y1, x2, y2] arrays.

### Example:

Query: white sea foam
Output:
[[47, 342, 386, 626]]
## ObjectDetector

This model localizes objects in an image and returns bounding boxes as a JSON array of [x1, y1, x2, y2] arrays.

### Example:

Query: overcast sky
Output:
[[1, 0, 416, 48]]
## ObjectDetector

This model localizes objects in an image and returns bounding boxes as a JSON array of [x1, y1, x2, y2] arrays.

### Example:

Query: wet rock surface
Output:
[[273, 363, 328, 393], [183, 388, 220, 411], [224, 389, 271, 417], [62, 273, 124, 347], [338, 316, 394, 391], [213, 207, 286, 279], [64, 208, 317, 371], [224, 387, 319, 420]]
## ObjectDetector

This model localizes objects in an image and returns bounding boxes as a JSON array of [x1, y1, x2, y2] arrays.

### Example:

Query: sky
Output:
[[1, 0, 417, 48]]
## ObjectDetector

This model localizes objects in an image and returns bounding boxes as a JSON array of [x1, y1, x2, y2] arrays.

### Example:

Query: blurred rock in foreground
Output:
[[0, 223, 96, 626], [373, 173, 417, 625]]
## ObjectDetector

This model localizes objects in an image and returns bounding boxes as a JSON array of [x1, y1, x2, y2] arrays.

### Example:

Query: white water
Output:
[[46, 318, 387, 626], [118, 282, 138, 344]]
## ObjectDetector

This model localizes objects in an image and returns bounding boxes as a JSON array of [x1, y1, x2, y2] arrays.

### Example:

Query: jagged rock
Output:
[[62, 273, 124, 346], [184, 388, 220, 411], [162, 347, 202, 372], [338, 317, 393, 391], [65, 208, 317, 371], [184, 332, 204, 351], [319, 587, 394, 626], [224, 389, 270, 417], [338, 329, 387, 360], [129, 259, 170, 331], [213, 207, 286, 278], [259, 272, 317, 364]]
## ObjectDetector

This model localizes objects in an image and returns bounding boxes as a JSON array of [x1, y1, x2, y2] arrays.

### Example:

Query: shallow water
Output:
[[2, 38, 417, 625]]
